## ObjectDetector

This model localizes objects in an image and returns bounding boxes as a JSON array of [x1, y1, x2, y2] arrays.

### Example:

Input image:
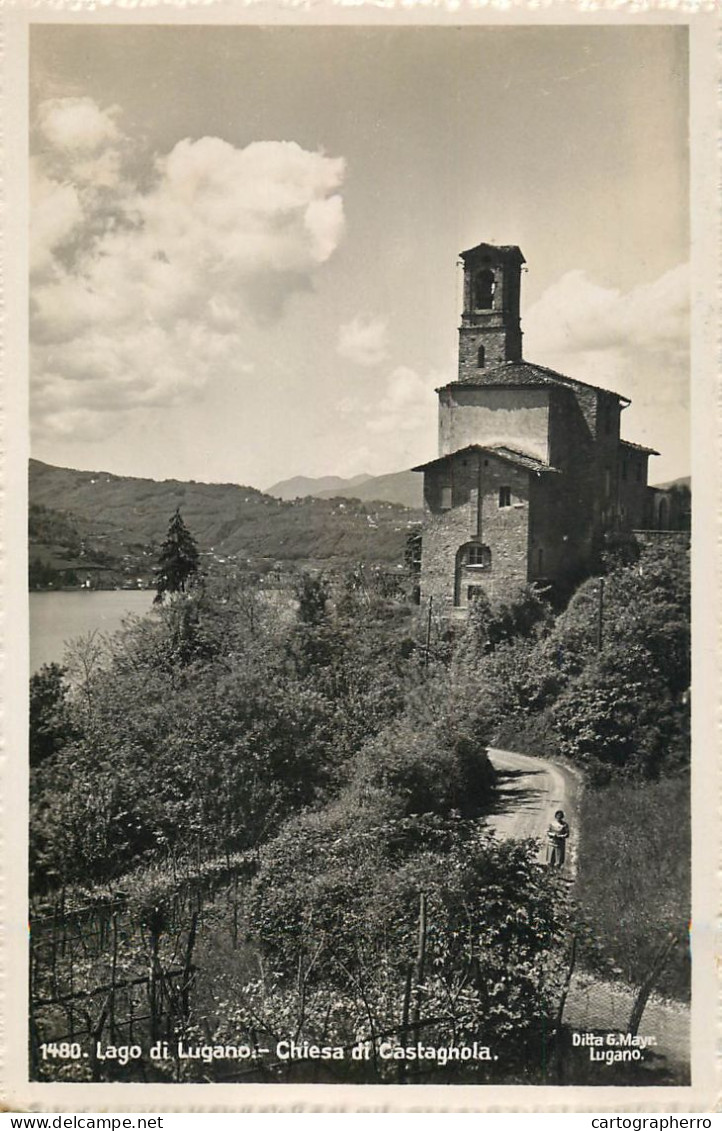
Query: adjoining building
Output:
[[412, 241, 686, 615]]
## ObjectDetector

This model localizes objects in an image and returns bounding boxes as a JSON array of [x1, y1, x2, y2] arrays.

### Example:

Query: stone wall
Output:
[[419, 450, 530, 610], [458, 325, 522, 377], [619, 452, 652, 528], [546, 387, 599, 573]]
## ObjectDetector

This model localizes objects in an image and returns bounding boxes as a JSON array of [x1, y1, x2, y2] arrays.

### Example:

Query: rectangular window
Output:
[[467, 544, 490, 567], [622, 461, 628, 481], [440, 486, 452, 510], [499, 486, 511, 508]]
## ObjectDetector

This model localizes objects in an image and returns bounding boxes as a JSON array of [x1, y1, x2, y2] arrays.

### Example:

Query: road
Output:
[[485, 746, 575, 869]]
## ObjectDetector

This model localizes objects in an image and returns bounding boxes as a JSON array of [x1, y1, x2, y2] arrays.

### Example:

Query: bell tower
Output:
[[457, 243, 525, 382]]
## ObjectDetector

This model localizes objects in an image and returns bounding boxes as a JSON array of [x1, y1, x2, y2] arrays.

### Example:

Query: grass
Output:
[[574, 776, 690, 1001]]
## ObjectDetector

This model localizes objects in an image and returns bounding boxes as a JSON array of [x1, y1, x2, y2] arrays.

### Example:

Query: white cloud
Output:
[[29, 161, 83, 274], [523, 264, 690, 477], [367, 366, 438, 434], [524, 264, 689, 405], [337, 316, 388, 366], [30, 100, 347, 440], [333, 365, 438, 472], [357, 366, 438, 471], [37, 97, 122, 152]]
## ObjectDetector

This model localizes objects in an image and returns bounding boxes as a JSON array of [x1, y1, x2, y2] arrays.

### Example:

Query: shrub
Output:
[[203, 810, 574, 1081], [574, 777, 690, 1000]]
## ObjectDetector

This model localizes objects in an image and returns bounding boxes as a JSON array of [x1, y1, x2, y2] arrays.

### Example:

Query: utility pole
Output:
[[597, 576, 605, 651], [424, 596, 433, 670]]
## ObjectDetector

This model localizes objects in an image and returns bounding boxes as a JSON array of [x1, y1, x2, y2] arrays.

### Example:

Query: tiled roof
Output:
[[438, 360, 631, 402], [490, 445, 561, 473], [619, 439, 660, 456], [411, 444, 561, 475]]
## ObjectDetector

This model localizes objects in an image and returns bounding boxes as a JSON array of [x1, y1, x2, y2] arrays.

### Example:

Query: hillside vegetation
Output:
[[30, 569, 572, 1083], [29, 537, 690, 1082], [29, 460, 422, 585]]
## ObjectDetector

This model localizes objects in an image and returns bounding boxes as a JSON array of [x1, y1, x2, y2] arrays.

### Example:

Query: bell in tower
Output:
[[457, 243, 525, 382]]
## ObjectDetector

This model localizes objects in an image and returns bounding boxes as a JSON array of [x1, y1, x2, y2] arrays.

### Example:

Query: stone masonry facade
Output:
[[413, 240, 676, 616]]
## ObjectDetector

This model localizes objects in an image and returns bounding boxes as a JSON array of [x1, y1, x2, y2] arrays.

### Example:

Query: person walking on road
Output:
[[546, 809, 570, 867]]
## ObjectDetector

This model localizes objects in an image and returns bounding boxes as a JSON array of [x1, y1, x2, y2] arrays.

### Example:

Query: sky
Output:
[[29, 24, 690, 490]]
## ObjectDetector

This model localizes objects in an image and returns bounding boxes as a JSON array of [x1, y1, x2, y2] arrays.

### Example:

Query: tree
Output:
[[294, 571, 329, 625], [29, 662, 74, 766], [153, 509, 200, 603]]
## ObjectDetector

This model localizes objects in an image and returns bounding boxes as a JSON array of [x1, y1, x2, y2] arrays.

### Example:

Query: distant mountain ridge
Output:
[[267, 473, 372, 500], [268, 468, 423, 509]]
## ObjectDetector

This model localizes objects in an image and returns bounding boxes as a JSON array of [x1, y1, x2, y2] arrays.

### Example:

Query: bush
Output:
[[493, 710, 559, 760], [198, 809, 574, 1082], [348, 715, 495, 820], [552, 644, 689, 782], [574, 777, 690, 1000]]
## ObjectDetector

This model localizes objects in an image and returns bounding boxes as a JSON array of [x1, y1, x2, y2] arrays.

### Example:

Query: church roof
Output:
[[438, 360, 631, 403], [411, 444, 561, 475], [619, 439, 660, 456]]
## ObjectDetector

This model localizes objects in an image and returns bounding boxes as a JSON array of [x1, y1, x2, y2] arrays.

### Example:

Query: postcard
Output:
[[3, 5, 718, 1113]]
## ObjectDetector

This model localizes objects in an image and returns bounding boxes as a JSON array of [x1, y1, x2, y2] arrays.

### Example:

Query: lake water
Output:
[[30, 590, 156, 673]]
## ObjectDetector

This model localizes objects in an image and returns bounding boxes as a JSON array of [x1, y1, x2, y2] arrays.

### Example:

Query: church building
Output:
[[412, 241, 667, 614]]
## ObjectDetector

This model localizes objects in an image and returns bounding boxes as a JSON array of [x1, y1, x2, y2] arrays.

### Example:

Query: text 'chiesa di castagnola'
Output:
[[412, 242, 688, 615]]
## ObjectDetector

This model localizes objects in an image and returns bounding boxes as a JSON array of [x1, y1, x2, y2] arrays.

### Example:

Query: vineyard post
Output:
[[110, 912, 119, 1041], [181, 912, 199, 1022], [554, 932, 578, 1082], [398, 964, 413, 1084], [51, 901, 59, 997], [411, 892, 427, 1028], [149, 929, 161, 1041]]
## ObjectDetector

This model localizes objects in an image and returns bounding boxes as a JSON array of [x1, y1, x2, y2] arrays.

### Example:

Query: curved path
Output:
[[485, 746, 577, 870]]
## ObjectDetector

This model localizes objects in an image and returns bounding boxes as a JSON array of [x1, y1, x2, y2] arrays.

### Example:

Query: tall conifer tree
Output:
[[154, 508, 200, 602]]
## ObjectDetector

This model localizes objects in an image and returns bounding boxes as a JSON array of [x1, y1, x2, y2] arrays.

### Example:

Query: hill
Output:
[[316, 468, 422, 509], [266, 473, 372, 500], [267, 467, 422, 509], [28, 460, 422, 587]]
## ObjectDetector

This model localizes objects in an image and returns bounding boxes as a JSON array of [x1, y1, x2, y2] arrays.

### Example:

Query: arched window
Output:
[[474, 269, 495, 311], [454, 542, 491, 606], [477, 344, 486, 368]]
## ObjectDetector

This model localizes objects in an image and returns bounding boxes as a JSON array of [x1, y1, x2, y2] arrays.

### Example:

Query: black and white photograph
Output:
[[4, 9, 718, 1109]]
